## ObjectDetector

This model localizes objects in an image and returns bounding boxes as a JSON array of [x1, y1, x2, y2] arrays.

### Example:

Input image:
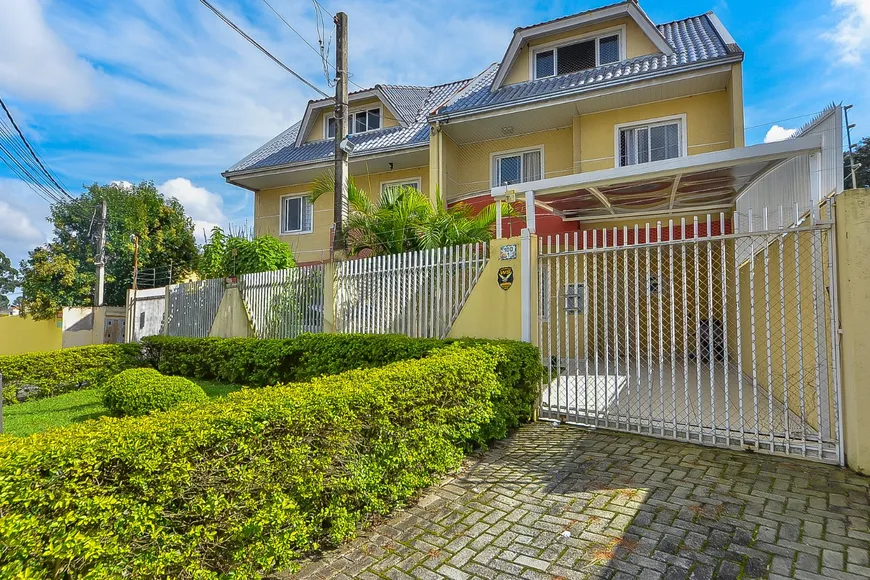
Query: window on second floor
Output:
[[492, 148, 543, 187], [326, 108, 381, 139], [280, 194, 313, 235], [534, 33, 621, 80], [618, 118, 684, 167], [381, 178, 421, 195]]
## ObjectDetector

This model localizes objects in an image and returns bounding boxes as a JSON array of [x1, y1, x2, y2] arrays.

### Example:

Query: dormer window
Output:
[[326, 107, 381, 139], [533, 31, 622, 80]]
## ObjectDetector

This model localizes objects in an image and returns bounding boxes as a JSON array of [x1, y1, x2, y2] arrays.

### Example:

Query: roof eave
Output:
[[432, 55, 743, 123], [489, 1, 675, 92], [223, 142, 430, 184]]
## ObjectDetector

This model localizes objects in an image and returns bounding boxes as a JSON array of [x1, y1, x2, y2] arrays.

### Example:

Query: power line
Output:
[[198, 0, 330, 99], [0, 96, 71, 200]]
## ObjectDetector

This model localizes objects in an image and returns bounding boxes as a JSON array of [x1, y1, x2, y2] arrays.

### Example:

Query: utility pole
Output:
[[845, 104, 858, 190], [131, 235, 140, 291], [332, 11, 349, 254], [95, 199, 107, 306]]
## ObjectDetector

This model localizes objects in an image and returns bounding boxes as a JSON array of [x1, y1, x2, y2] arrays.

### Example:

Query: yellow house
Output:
[[221, 0, 853, 468], [223, 0, 747, 263]]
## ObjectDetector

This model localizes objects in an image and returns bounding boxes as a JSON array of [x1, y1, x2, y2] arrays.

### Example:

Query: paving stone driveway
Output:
[[293, 423, 870, 579]]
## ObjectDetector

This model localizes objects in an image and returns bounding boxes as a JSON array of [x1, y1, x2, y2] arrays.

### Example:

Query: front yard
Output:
[[0, 335, 542, 578], [2, 379, 242, 437]]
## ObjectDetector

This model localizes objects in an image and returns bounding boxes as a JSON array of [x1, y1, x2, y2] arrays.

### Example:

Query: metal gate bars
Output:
[[538, 202, 842, 464]]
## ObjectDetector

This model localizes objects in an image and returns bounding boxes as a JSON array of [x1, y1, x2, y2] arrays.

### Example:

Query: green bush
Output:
[[0, 344, 141, 405], [0, 347, 503, 579], [140, 334, 445, 386], [103, 368, 208, 417], [139, 334, 543, 443]]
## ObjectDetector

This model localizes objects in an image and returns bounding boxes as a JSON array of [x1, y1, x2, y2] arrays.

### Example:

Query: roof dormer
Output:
[[491, 0, 675, 91], [295, 87, 417, 146]]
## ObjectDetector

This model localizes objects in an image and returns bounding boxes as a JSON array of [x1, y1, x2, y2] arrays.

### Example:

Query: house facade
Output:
[[223, 0, 745, 264]]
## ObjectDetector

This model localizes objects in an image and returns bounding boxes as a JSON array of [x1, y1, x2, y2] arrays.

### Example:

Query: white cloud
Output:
[[0, 0, 97, 110], [826, 0, 870, 64], [764, 125, 799, 143], [158, 177, 228, 239], [0, 178, 53, 270], [111, 180, 134, 189], [0, 200, 43, 244]]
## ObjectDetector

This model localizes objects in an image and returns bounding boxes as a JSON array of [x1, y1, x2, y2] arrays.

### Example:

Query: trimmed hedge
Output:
[[140, 334, 445, 386], [0, 344, 140, 405], [0, 346, 507, 578], [139, 334, 543, 443], [103, 368, 208, 417]]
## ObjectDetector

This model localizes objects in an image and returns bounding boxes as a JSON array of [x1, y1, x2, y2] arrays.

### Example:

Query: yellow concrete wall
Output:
[[503, 17, 660, 86], [578, 91, 734, 172], [0, 316, 63, 355], [448, 235, 536, 342], [254, 165, 429, 263], [303, 97, 400, 144], [445, 127, 573, 202], [835, 190, 870, 474]]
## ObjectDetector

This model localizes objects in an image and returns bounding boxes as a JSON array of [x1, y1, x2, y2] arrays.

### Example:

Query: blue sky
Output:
[[0, 0, 865, 274]]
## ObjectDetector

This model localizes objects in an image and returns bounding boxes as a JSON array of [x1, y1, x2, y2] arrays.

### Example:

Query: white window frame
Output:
[[279, 193, 314, 235], [614, 114, 688, 168], [530, 25, 626, 80], [490, 146, 545, 188], [380, 177, 422, 194], [324, 106, 383, 139]]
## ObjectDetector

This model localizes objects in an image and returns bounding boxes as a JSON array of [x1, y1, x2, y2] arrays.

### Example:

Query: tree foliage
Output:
[[0, 250, 19, 309], [312, 173, 517, 256], [19, 182, 198, 320], [199, 227, 296, 279], [845, 136, 870, 190]]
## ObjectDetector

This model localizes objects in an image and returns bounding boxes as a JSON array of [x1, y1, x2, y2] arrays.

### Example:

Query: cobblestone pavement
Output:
[[292, 423, 870, 579]]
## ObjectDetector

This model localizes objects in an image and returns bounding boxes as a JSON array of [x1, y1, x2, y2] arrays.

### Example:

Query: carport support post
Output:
[[525, 190, 536, 234], [521, 228, 532, 343]]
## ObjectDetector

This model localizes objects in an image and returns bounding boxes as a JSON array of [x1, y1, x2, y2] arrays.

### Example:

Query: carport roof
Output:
[[490, 135, 824, 220]]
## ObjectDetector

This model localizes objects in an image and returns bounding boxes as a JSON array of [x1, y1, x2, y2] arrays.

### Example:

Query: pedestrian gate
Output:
[[538, 203, 842, 464]]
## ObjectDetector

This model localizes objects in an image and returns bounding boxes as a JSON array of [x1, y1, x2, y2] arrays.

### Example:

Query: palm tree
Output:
[[311, 173, 518, 257]]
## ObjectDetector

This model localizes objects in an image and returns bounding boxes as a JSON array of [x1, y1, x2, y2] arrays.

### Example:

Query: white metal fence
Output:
[[538, 201, 842, 464], [239, 265, 325, 339], [335, 243, 488, 338], [165, 279, 225, 338], [736, 105, 843, 239], [127, 243, 489, 341]]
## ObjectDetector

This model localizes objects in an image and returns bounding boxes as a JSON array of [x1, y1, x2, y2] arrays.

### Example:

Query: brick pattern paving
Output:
[[290, 423, 870, 579]]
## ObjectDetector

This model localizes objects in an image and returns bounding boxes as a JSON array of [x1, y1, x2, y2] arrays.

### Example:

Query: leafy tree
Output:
[[844, 136, 870, 189], [312, 174, 517, 257], [199, 227, 296, 279], [19, 182, 199, 320], [0, 250, 19, 309]]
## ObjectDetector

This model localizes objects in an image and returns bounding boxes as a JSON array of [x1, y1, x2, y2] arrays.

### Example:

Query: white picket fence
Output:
[[239, 265, 325, 339], [128, 242, 489, 341], [335, 243, 488, 338]]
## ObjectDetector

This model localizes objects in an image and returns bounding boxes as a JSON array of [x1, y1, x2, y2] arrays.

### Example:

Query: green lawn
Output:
[[2, 379, 243, 437]]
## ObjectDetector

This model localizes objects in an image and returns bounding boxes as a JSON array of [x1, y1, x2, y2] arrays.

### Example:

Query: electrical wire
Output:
[[0, 96, 71, 200], [198, 0, 330, 98]]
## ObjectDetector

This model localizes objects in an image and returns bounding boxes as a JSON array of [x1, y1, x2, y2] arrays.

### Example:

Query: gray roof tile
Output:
[[434, 14, 737, 117], [226, 79, 468, 174], [226, 13, 738, 175]]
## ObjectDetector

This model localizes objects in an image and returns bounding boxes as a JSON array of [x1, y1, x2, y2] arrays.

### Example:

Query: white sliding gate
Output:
[[539, 202, 842, 464]]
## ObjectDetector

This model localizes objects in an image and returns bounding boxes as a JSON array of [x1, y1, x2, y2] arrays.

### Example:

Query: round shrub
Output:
[[102, 368, 208, 417]]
